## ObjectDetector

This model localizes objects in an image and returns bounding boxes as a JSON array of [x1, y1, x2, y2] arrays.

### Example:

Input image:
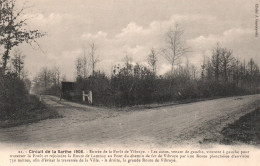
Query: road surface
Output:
[[0, 94, 259, 147]]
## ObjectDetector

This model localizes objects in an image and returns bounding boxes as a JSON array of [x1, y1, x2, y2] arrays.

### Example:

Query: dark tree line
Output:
[[201, 44, 260, 93], [0, 0, 44, 119], [69, 25, 259, 106], [32, 66, 63, 95], [71, 43, 259, 107]]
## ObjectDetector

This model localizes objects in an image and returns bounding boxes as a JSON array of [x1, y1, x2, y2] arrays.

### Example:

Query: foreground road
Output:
[[0, 95, 259, 147]]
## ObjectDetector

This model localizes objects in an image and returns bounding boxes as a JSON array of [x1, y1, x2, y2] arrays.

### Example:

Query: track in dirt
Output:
[[0, 94, 259, 147]]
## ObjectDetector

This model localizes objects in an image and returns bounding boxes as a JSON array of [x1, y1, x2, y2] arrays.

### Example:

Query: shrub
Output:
[[0, 73, 28, 119]]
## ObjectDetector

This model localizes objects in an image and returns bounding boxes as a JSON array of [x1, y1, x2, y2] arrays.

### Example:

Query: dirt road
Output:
[[0, 95, 259, 147]]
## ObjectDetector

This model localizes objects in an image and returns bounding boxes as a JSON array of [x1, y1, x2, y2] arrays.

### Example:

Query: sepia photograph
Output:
[[0, 0, 259, 165]]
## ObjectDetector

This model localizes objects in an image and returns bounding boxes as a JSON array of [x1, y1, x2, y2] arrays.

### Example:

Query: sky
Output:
[[12, 0, 260, 81]]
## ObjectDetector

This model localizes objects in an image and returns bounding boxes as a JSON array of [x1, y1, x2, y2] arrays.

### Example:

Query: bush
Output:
[[75, 72, 114, 106], [0, 73, 28, 119], [0, 73, 49, 121]]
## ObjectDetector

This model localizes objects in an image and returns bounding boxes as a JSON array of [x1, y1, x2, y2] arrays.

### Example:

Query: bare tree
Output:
[[210, 44, 234, 82], [162, 24, 189, 73], [221, 48, 234, 82], [75, 48, 89, 79], [247, 58, 258, 77], [211, 44, 222, 81], [147, 48, 158, 75], [206, 58, 213, 80], [231, 58, 240, 86], [52, 66, 61, 86], [75, 57, 83, 78], [42, 67, 50, 91], [89, 42, 99, 75], [247, 58, 259, 92], [32, 66, 62, 94], [82, 48, 87, 78], [201, 55, 207, 80], [191, 65, 197, 80], [32, 67, 52, 94]]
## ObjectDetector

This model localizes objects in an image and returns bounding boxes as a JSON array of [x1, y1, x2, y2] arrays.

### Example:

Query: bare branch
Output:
[[161, 24, 190, 73]]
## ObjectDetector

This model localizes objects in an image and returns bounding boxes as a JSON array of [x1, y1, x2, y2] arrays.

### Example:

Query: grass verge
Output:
[[0, 95, 62, 128], [220, 107, 260, 145]]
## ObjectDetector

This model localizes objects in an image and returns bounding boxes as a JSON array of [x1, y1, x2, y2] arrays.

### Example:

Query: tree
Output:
[[11, 49, 25, 79], [211, 44, 222, 81], [51, 66, 61, 86], [231, 58, 240, 86], [205, 58, 213, 80], [147, 48, 158, 75], [75, 56, 83, 78], [190, 65, 197, 80], [82, 48, 87, 78], [247, 58, 259, 91], [0, 0, 45, 73], [247, 58, 258, 77], [123, 53, 132, 75], [75, 49, 88, 79], [210, 44, 234, 82], [89, 42, 99, 75], [162, 24, 189, 73], [221, 48, 234, 82], [201, 55, 207, 80], [32, 66, 62, 94], [42, 67, 51, 91]]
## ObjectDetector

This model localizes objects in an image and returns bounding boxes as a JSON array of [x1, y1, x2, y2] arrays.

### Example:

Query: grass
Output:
[[220, 107, 260, 145], [0, 95, 62, 128]]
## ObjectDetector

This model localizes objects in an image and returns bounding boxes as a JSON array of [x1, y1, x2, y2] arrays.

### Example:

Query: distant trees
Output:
[[71, 39, 260, 107], [75, 49, 88, 78], [32, 66, 61, 95], [161, 24, 189, 73], [32, 67, 51, 93], [200, 44, 260, 94], [247, 58, 260, 92], [248, 58, 259, 77], [211, 44, 222, 81], [202, 44, 234, 82], [221, 49, 233, 82], [207, 44, 235, 82], [75, 42, 99, 79], [51, 66, 61, 87]]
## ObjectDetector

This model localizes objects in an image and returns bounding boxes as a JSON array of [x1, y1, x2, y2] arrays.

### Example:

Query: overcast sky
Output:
[[14, 0, 260, 81]]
